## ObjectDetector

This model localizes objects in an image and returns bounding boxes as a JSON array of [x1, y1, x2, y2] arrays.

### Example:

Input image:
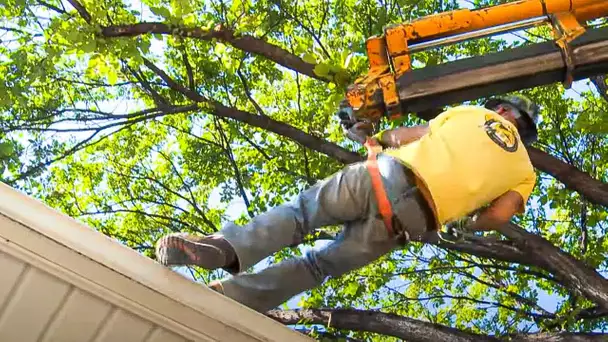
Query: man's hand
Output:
[[444, 191, 524, 240], [467, 191, 524, 232], [340, 119, 374, 144], [444, 216, 476, 241]]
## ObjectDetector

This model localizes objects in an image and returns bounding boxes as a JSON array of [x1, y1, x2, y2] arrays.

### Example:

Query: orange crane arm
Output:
[[343, 0, 608, 122], [400, 0, 606, 44]]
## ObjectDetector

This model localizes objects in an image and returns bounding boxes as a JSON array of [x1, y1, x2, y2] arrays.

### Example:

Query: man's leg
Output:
[[156, 160, 380, 273], [207, 155, 434, 312], [210, 216, 400, 313]]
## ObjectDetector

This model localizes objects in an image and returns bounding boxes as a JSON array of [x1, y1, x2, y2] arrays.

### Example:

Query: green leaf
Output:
[[183, 13, 196, 25], [313, 63, 331, 77], [344, 282, 359, 296], [0, 143, 13, 157], [302, 53, 317, 64], [81, 40, 97, 53], [65, 30, 80, 43], [107, 68, 118, 85], [150, 6, 171, 19], [138, 39, 151, 54]]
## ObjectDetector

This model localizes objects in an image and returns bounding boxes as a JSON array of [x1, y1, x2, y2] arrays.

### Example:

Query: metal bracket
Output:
[[344, 33, 405, 122], [550, 12, 586, 88]]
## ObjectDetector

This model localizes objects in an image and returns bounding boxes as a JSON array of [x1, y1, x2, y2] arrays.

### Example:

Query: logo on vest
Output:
[[483, 114, 518, 152]]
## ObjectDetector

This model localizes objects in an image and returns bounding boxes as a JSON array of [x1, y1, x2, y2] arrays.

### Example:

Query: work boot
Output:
[[155, 233, 237, 271]]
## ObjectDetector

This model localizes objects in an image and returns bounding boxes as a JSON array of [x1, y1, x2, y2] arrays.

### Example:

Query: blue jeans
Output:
[[212, 154, 433, 312]]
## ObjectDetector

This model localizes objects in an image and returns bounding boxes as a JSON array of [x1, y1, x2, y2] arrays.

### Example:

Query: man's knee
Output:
[[306, 241, 392, 280]]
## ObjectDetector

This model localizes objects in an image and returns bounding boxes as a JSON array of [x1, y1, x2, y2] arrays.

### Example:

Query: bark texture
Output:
[[498, 223, 608, 311], [267, 309, 608, 341], [591, 75, 608, 103], [267, 308, 498, 342], [527, 146, 608, 208], [102, 23, 326, 81]]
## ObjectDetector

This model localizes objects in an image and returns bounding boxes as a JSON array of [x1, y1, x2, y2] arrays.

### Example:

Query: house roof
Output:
[[0, 183, 313, 342]]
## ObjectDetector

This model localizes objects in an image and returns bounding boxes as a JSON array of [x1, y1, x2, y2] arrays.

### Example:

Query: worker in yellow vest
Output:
[[155, 95, 539, 313]]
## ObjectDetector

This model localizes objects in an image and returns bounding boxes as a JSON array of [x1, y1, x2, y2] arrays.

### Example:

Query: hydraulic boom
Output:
[[340, 0, 608, 124]]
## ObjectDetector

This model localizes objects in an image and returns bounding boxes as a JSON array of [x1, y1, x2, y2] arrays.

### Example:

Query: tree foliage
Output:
[[1, 0, 608, 340]]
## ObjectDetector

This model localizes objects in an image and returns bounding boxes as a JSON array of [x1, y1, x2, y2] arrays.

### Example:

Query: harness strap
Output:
[[364, 137, 394, 236]]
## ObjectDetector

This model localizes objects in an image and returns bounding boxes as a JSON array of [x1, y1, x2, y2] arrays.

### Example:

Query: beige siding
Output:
[[0, 267, 71, 342], [145, 327, 189, 342], [0, 249, 197, 342], [92, 309, 155, 342], [40, 288, 113, 342], [0, 183, 313, 342], [0, 251, 26, 311]]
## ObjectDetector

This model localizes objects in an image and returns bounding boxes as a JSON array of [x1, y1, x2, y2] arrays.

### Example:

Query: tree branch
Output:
[[455, 270, 553, 317], [36, 0, 67, 14], [272, 0, 331, 59], [107, 165, 216, 232], [126, 64, 169, 107], [77, 208, 199, 232], [236, 66, 266, 116], [66, 0, 91, 23], [212, 102, 361, 164], [527, 146, 608, 208], [591, 75, 608, 103], [142, 57, 360, 164], [154, 150, 218, 231], [267, 308, 608, 341], [433, 238, 533, 268], [180, 47, 196, 91], [103, 23, 330, 82], [215, 118, 254, 218], [497, 223, 608, 311], [267, 308, 497, 341]]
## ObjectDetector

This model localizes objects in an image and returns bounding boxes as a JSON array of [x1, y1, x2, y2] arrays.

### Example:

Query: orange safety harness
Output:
[[364, 137, 395, 236]]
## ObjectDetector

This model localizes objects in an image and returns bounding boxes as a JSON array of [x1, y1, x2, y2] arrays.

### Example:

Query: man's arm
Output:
[[467, 191, 524, 232], [375, 124, 429, 148]]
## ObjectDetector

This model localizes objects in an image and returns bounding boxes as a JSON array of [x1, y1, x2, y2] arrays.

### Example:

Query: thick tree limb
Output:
[[591, 75, 608, 103], [142, 58, 361, 164], [509, 332, 608, 341], [431, 226, 608, 313], [498, 223, 608, 311], [102, 23, 328, 82], [267, 309, 607, 341], [433, 238, 533, 267], [267, 308, 497, 342], [211, 102, 360, 164], [527, 146, 608, 208]]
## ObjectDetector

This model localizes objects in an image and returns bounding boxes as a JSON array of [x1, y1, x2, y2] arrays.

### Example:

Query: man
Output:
[[155, 94, 539, 313]]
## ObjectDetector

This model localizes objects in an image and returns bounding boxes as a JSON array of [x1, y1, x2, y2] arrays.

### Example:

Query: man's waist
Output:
[[376, 153, 439, 233], [400, 166, 440, 231]]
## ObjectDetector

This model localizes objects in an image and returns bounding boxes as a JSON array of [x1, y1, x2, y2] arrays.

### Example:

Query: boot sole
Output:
[[156, 235, 226, 270]]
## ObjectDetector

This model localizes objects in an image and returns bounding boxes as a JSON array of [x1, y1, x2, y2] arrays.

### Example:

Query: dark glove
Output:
[[337, 106, 375, 144], [343, 120, 374, 144]]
